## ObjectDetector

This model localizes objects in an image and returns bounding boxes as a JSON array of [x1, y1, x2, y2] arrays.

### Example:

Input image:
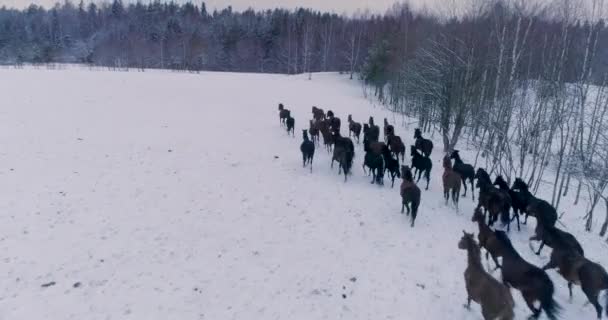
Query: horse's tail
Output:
[[538, 272, 560, 320]]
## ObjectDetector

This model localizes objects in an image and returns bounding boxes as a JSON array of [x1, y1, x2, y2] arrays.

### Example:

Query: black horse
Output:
[[300, 130, 315, 172], [382, 146, 401, 188], [511, 178, 557, 228], [410, 146, 431, 190], [494, 231, 560, 320], [414, 128, 433, 157], [450, 150, 475, 200]]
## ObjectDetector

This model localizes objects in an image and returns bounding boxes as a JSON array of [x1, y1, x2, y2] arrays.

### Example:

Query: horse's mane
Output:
[[494, 176, 509, 189], [514, 178, 530, 192], [464, 235, 482, 260], [494, 231, 519, 257]]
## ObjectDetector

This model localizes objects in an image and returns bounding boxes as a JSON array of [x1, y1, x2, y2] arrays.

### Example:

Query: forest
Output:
[[1, 0, 608, 236]]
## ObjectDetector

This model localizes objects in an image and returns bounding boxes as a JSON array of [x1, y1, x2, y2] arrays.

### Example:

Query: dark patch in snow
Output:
[[73, 282, 81, 288], [349, 277, 357, 283], [41, 281, 56, 288], [274, 156, 279, 159], [416, 283, 426, 290], [342, 294, 347, 299]]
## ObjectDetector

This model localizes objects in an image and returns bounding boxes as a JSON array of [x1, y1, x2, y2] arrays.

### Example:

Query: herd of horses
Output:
[[277, 103, 608, 320]]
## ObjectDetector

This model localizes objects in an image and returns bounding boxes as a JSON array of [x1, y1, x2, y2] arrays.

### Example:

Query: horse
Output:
[[414, 128, 433, 157], [332, 132, 355, 173], [531, 223, 584, 256], [400, 165, 421, 227], [337, 149, 354, 182], [347, 115, 362, 144], [458, 231, 515, 320], [494, 231, 560, 320], [542, 247, 608, 319], [286, 116, 295, 137], [300, 130, 315, 172], [450, 150, 475, 201], [329, 116, 341, 134], [472, 207, 504, 270], [364, 151, 384, 185], [383, 118, 394, 143], [410, 146, 431, 190], [387, 134, 406, 161], [475, 168, 514, 231], [511, 178, 557, 228], [319, 120, 334, 153], [312, 106, 325, 121], [442, 156, 461, 208], [382, 146, 401, 188], [494, 176, 527, 224], [279, 105, 291, 127], [309, 120, 320, 145], [369, 116, 375, 127]]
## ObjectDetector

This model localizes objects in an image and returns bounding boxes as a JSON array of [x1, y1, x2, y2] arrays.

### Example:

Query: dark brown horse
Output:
[[383, 118, 394, 142], [319, 120, 334, 153], [443, 156, 461, 208], [494, 231, 560, 320], [543, 247, 608, 319], [414, 128, 433, 157], [278, 104, 291, 127], [347, 115, 362, 144], [472, 207, 504, 270], [312, 106, 325, 121], [309, 120, 320, 145], [387, 134, 405, 161], [458, 231, 515, 320], [400, 165, 421, 227]]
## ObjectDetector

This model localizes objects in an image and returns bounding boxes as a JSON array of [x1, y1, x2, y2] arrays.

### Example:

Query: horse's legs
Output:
[[568, 282, 573, 301], [310, 156, 313, 173], [535, 241, 545, 256], [522, 292, 541, 319], [425, 170, 430, 190], [302, 154, 306, 168], [514, 211, 521, 231], [524, 213, 529, 225], [401, 203, 405, 214], [581, 285, 602, 319], [462, 179, 468, 197], [470, 179, 475, 201]]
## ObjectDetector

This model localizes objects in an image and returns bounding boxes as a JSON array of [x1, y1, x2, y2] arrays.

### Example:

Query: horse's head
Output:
[[442, 156, 452, 169], [471, 207, 484, 222], [512, 178, 527, 191], [327, 110, 334, 118], [401, 166, 413, 181], [384, 118, 388, 126], [410, 145, 417, 156], [493, 176, 507, 188], [458, 231, 475, 250], [278, 103, 284, 111], [369, 116, 374, 126], [449, 150, 460, 160], [414, 128, 421, 139]]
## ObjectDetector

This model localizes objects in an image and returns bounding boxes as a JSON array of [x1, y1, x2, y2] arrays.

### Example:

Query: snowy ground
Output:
[[0, 66, 607, 320]]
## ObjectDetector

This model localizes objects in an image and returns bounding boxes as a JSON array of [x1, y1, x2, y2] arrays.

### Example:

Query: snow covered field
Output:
[[0, 66, 606, 320]]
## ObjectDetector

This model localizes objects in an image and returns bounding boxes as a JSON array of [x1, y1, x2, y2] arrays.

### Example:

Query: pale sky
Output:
[[0, 0, 440, 13]]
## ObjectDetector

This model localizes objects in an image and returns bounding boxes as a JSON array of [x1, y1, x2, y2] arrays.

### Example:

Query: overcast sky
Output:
[[0, 0, 441, 13]]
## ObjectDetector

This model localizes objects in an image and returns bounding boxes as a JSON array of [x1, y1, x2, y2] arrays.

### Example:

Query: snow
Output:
[[0, 66, 607, 320]]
